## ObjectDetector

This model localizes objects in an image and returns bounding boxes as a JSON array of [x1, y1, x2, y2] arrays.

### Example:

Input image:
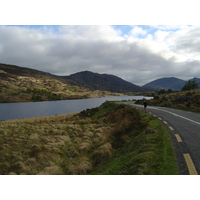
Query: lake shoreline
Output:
[[0, 96, 153, 121]]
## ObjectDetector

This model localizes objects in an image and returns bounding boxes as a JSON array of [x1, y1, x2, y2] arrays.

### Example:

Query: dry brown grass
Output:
[[0, 110, 116, 175], [0, 101, 149, 175], [92, 142, 112, 165]]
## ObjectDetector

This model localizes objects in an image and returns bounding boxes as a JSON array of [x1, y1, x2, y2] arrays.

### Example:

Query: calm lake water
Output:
[[0, 96, 152, 121]]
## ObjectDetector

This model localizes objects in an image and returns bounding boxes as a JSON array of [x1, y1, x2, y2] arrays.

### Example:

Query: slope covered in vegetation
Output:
[[137, 90, 200, 113], [0, 63, 122, 103], [0, 101, 178, 175]]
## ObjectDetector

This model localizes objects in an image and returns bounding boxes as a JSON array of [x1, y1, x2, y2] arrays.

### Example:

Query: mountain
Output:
[[191, 77, 200, 85], [0, 63, 146, 103], [142, 77, 187, 91], [0, 63, 118, 103], [64, 71, 145, 93]]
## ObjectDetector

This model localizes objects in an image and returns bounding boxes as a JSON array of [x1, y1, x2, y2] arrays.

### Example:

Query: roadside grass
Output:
[[135, 90, 200, 113], [0, 101, 178, 175], [90, 111, 178, 175]]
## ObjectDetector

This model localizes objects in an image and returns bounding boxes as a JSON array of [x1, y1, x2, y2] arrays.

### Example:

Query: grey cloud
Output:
[[171, 26, 200, 53], [0, 25, 200, 86]]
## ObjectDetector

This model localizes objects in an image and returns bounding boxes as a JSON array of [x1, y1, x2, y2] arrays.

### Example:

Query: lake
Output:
[[0, 96, 152, 121]]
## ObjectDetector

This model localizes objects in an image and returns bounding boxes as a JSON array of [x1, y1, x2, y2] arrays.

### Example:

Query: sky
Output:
[[1, 1, 200, 86]]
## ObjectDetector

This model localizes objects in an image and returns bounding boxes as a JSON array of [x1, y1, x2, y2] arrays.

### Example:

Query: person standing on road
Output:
[[143, 99, 148, 113]]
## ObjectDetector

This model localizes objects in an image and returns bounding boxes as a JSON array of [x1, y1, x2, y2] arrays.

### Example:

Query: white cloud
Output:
[[58, 25, 123, 42], [150, 25, 190, 31], [129, 26, 147, 37], [0, 25, 200, 86], [153, 30, 169, 41]]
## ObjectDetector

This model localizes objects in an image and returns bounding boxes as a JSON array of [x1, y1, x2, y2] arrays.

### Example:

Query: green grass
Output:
[[90, 111, 179, 175], [147, 117, 178, 174]]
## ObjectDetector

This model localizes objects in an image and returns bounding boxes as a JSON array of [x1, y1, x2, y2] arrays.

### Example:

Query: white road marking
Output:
[[147, 106, 200, 126], [126, 103, 200, 125]]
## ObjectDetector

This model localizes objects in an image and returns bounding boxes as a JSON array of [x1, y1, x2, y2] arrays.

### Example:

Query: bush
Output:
[[31, 94, 42, 101]]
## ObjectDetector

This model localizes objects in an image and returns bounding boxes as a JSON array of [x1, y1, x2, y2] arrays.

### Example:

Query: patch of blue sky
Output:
[[112, 25, 133, 35], [4, 25, 60, 32], [112, 25, 193, 39], [112, 25, 156, 39]]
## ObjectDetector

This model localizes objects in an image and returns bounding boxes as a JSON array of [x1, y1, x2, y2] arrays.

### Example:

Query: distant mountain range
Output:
[[0, 63, 146, 94], [1, 63, 199, 103], [142, 77, 186, 91], [142, 77, 200, 91]]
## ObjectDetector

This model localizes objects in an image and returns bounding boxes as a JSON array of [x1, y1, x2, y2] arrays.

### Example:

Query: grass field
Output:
[[0, 101, 178, 175]]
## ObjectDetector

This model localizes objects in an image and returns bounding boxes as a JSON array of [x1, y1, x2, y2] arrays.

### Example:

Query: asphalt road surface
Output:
[[124, 102, 200, 175]]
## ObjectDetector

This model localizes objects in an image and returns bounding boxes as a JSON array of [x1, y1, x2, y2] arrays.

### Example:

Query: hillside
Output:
[[65, 71, 145, 93], [143, 77, 186, 91], [0, 63, 122, 103], [136, 90, 200, 113]]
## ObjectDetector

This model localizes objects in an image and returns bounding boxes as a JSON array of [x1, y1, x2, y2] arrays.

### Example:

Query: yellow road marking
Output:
[[169, 126, 174, 131], [183, 154, 198, 175], [153, 114, 157, 117], [175, 134, 183, 142], [158, 117, 162, 120], [163, 121, 168, 124]]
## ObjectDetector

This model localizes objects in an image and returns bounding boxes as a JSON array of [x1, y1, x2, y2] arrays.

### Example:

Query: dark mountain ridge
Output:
[[191, 77, 200, 84], [64, 71, 145, 93], [0, 63, 53, 78], [142, 77, 187, 91]]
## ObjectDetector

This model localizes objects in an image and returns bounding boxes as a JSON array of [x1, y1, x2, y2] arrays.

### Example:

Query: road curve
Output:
[[124, 102, 200, 175]]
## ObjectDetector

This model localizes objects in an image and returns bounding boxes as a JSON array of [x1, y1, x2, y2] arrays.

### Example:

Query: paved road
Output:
[[124, 102, 200, 175]]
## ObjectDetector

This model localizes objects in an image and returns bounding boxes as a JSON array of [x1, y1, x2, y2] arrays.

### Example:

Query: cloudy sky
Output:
[[1, 25, 200, 86], [1, 1, 200, 86]]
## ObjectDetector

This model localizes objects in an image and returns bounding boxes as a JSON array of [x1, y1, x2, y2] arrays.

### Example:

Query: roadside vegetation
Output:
[[135, 79, 200, 113], [0, 101, 178, 175], [136, 90, 200, 113]]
